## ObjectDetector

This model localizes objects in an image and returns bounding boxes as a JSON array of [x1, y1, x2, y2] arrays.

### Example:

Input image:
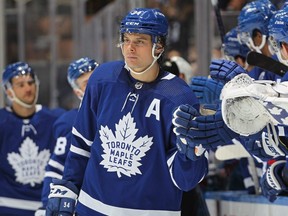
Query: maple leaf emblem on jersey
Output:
[[100, 112, 153, 178], [7, 137, 51, 186]]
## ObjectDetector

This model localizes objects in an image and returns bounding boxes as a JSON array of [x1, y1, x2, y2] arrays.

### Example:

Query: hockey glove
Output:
[[188, 110, 239, 149], [173, 104, 200, 138], [173, 104, 239, 149], [190, 76, 224, 104], [200, 102, 220, 116], [46, 179, 79, 216], [176, 135, 206, 161], [210, 59, 247, 84], [34, 207, 45, 216], [243, 133, 286, 162], [260, 160, 288, 202], [173, 104, 206, 160]]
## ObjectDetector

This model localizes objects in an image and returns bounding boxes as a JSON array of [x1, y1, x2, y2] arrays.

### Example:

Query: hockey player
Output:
[[207, 5, 288, 202], [192, 0, 279, 107], [34, 57, 99, 216], [46, 8, 208, 216], [177, 55, 288, 199], [257, 6, 288, 202], [237, 0, 276, 56], [0, 61, 65, 215], [268, 6, 288, 73], [222, 27, 250, 69]]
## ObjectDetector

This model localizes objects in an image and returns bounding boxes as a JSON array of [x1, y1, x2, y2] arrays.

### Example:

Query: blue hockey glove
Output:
[[46, 179, 79, 216], [173, 104, 200, 136], [176, 135, 206, 161], [188, 110, 239, 149], [173, 104, 206, 160], [243, 133, 286, 162], [210, 59, 247, 84], [190, 76, 224, 104], [34, 207, 45, 216], [174, 106, 239, 149], [260, 160, 288, 202]]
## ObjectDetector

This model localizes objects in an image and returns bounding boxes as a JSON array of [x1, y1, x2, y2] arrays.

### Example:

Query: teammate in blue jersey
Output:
[[237, 0, 276, 56], [257, 7, 288, 202], [237, 0, 280, 81], [46, 8, 208, 216], [34, 57, 99, 216], [0, 61, 65, 216]]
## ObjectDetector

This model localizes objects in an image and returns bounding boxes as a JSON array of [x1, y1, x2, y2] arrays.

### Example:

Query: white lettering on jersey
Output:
[[54, 137, 67, 155], [99, 113, 153, 178], [7, 137, 51, 186], [145, 98, 160, 121]]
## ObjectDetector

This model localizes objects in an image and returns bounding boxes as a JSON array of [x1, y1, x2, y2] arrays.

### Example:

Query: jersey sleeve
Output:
[[165, 83, 208, 191]]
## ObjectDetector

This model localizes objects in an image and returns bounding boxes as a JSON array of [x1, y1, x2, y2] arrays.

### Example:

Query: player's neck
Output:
[[12, 102, 36, 118], [130, 64, 160, 83]]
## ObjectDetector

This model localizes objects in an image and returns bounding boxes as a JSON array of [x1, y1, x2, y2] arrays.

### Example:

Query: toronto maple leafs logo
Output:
[[7, 137, 50, 186], [100, 113, 153, 178]]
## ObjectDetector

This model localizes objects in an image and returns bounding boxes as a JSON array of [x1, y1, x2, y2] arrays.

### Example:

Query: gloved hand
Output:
[[34, 207, 45, 216], [243, 132, 286, 162], [210, 59, 247, 84], [172, 104, 200, 137], [174, 104, 239, 150], [176, 136, 206, 161], [173, 105, 239, 150], [173, 104, 206, 160], [260, 160, 288, 202], [46, 179, 79, 216], [190, 76, 224, 104]]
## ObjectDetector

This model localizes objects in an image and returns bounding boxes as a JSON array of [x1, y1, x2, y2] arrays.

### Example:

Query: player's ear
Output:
[[73, 88, 83, 99], [155, 44, 164, 54], [5, 89, 13, 98]]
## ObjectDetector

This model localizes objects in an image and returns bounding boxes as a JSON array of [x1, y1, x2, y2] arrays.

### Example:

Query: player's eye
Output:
[[134, 40, 145, 46], [122, 38, 146, 47], [13, 79, 35, 88], [123, 38, 130, 45], [27, 80, 36, 86]]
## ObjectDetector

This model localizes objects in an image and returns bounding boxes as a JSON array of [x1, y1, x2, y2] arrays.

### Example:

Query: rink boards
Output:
[[205, 191, 288, 216]]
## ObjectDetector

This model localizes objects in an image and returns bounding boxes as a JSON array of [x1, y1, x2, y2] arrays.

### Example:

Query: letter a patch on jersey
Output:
[[99, 113, 153, 178], [145, 98, 160, 121]]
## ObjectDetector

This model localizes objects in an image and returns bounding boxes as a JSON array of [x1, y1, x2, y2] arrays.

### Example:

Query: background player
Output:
[[0, 61, 65, 215], [35, 57, 99, 216]]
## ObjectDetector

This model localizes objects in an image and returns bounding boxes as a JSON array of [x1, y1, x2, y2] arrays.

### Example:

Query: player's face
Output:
[[76, 71, 92, 92], [10, 75, 37, 104], [252, 32, 262, 47], [121, 33, 154, 72]]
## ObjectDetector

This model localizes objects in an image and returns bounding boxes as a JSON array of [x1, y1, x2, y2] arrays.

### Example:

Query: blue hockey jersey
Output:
[[0, 105, 64, 215], [41, 108, 78, 207], [62, 61, 208, 216]]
